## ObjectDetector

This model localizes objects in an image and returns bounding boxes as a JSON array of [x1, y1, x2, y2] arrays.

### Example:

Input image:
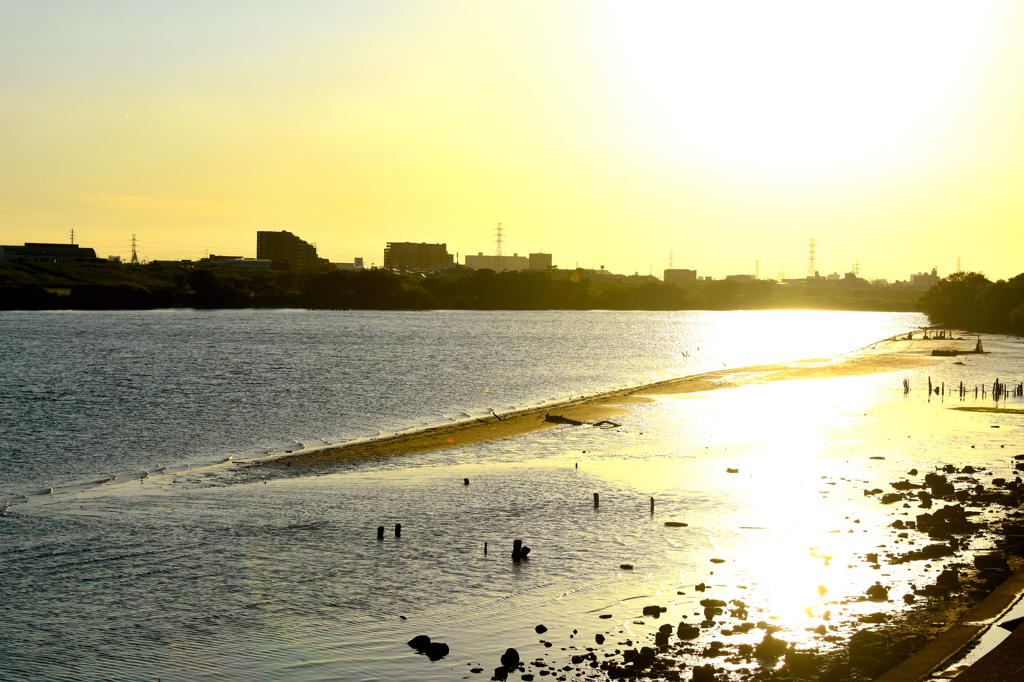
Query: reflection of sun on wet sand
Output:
[[271, 343, 942, 469], [264, 334, 1024, 681]]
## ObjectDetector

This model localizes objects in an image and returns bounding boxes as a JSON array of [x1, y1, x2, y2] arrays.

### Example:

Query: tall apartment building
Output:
[[383, 242, 454, 270], [256, 231, 328, 270]]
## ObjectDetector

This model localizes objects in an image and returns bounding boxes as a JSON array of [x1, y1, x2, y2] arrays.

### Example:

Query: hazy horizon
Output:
[[2, 1, 1022, 282]]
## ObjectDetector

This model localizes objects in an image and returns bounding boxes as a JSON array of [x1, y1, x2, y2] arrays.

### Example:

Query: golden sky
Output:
[[2, 1, 1022, 281]]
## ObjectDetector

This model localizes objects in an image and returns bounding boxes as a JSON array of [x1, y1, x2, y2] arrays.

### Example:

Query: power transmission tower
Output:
[[70, 228, 75, 244], [494, 223, 503, 271], [669, 250, 673, 269], [957, 257, 962, 272], [806, 238, 816, 278], [854, 260, 860, 278], [131, 234, 140, 265], [755, 260, 759, 279]]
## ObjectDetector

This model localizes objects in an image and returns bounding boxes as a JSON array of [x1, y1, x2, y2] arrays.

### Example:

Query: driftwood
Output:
[[544, 413, 583, 426]]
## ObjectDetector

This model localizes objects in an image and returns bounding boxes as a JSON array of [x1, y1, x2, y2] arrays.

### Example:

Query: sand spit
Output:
[[264, 343, 941, 471]]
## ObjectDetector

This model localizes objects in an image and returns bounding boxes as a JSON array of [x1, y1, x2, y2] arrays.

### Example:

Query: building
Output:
[[663, 268, 697, 284], [464, 252, 529, 271], [910, 268, 939, 288], [528, 252, 553, 270], [0, 242, 99, 263], [383, 242, 454, 271], [256, 231, 328, 270], [205, 255, 271, 269]]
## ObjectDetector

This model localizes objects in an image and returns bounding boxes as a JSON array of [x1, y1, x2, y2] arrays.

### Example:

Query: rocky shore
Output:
[[432, 458, 1023, 682]]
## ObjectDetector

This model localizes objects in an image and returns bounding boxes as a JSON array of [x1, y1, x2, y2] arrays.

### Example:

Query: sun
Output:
[[595, 1, 999, 173]]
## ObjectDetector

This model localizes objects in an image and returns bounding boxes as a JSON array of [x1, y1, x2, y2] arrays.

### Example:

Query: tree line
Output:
[[917, 271, 1024, 334], [1, 262, 920, 313]]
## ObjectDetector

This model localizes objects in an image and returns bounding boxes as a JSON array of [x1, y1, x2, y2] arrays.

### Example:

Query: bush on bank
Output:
[[918, 271, 1024, 335]]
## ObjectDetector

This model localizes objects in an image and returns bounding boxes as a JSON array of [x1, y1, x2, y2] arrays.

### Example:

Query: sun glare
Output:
[[597, 1, 998, 172]]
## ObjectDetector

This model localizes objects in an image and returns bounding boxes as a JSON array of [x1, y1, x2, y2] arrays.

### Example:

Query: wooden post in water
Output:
[[484, 542, 488, 555], [377, 526, 385, 540], [593, 492, 600, 508], [395, 523, 401, 538], [650, 497, 655, 515]]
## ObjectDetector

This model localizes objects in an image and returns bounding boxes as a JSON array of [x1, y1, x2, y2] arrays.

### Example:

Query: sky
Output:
[[2, 0, 1023, 281]]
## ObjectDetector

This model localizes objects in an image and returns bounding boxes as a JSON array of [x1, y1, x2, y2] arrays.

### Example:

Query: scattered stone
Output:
[[865, 583, 889, 601], [642, 605, 667, 617], [754, 632, 789, 660], [620, 564, 634, 570], [710, 558, 725, 564], [535, 624, 547, 634], [691, 663, 717, 682], [595, 634, 605, 645], [936, 568, 960, 590], [677, 623, 701, 639], [664, 521, 688, 527]]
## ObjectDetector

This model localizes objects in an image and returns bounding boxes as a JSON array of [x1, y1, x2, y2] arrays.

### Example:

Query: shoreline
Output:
[[265, 338, 943, 471]]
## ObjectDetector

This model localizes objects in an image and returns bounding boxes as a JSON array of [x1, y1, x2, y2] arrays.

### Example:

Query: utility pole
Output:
[[70, 228, 75, 245]]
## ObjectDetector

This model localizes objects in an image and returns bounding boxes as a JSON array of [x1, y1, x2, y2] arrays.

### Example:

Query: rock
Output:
[[691, 663, 717, 682], [709, 558, 725, 564], [500, 647, 521, 669], [408, 635, 431, 650], [491, 666, 508, 681], [866, 583, 889, 601], [975, 553, 1010, 572], [699, 599, 727, 608], [865, 553, 879, 564], [962, 465, 976, 474], [595, 633, 605, 644], [664, 521, 688, 527], [642, 605, 666, 617], [655, 630, 670, 647], [678, 623, 701, 639], [881, 493, 903, 504], [936, 568, 960, 590], [535, 624, 547, 634], [695, 582, 706, 592], [754, 633, 789, 660], [620, 564, 634, 570], [425, 642, 449, 660], [816, 585, 828, 597]]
